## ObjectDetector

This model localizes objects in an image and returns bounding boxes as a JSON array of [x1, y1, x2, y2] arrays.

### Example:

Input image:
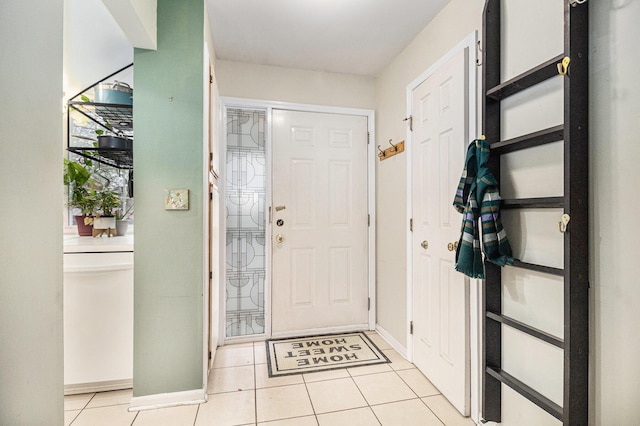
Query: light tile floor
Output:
[[64, 331, 476, 426]]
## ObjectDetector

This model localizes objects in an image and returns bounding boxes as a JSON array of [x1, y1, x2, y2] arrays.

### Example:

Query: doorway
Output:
[[221, 100, 376, 342], [271, 109, 369, 336], [406, 33, 478, 419]]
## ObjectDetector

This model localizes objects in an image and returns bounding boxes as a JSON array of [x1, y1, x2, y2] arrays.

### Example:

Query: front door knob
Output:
[[421, 240, 429, 250], [276, 234, 284, 243]]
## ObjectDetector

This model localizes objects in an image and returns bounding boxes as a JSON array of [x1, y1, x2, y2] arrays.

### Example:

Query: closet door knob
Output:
[[421, 240, 429, 250]]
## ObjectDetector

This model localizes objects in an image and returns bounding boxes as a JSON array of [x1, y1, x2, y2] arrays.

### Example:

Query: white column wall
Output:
[[0, 0, 64, 423]]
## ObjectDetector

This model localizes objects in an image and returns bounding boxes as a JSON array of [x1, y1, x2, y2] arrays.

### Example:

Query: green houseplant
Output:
[[64, 159, 98, 235], [93, 190, 121, 231], [98, 190, 121, 217]]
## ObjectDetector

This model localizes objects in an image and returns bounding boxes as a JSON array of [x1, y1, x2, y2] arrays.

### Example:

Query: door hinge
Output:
[[368, 214, 370, 227], [209, 75, 213, 84], [209, 192, 213, 200], [410, 218, 413, 232], [209, 271, 213, 280], [368, 297, 371, 311], [410, 321, 414, 335], [404, 115, 413, 132], [208, 351, 212, 360], [367, 132, 370, 144]]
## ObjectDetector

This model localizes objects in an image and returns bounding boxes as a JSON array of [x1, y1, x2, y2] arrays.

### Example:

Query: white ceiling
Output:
[[206, 0, 450, 77]]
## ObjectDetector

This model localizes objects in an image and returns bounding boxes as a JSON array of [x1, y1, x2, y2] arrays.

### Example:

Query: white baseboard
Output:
[[375, 324, 408, 358], [64, 379, 132, 395], [128, 388, 207, 412]]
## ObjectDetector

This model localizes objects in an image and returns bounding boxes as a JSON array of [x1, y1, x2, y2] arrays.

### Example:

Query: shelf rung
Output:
[[68, 147, 133, 170], [490, 125, 564, 154], [486, 367, 563, 421], [501, 197, 564, 209], [486, 54, 565, 101], [509, 260, 564, 276], [486, 312, 564, 349]]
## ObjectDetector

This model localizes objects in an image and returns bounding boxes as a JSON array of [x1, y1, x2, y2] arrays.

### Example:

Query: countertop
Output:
[[64, 234, 134, 253]]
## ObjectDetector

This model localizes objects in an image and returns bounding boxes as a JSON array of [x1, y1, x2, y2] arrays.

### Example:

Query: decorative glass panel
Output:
[[225, 109, 266, 337]]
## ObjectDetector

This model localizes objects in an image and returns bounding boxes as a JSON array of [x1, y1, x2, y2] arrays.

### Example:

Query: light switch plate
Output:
[[165, 188, 189, 210]]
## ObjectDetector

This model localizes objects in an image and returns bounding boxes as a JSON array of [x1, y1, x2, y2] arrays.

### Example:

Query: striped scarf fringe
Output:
[[453, 138, 514, 279]]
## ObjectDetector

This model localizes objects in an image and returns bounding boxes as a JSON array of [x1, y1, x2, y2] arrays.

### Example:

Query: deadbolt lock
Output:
[[276, 219, 284, 227]]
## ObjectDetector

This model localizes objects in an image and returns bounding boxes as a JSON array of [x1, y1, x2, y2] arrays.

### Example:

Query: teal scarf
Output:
[[453, 138, 514, 279]]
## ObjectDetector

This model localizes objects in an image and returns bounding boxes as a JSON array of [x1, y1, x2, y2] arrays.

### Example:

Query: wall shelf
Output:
[[67, 64, 133, 170], [481, 1, 589, 424]]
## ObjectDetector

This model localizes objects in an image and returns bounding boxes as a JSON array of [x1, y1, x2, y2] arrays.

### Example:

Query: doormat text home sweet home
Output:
[[266, 332, 390, 377]]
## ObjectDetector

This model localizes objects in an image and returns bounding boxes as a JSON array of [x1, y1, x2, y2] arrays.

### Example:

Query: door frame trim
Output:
[[220, 97, 377, 343], [405, 31, 480, 422]]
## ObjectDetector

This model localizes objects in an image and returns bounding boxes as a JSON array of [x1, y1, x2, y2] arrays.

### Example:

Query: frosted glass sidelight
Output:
[[225, 109, 266, 337]]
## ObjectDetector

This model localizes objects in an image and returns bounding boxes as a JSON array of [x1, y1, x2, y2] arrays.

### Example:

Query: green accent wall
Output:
[[133, 0, 205, 396]]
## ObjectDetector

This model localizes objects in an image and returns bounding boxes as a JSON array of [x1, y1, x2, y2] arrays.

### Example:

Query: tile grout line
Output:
[[390, 360, 449, 425], [193, 402, 200, 426], [302, 367, 319, 421], [129, 409, 139, 426], [347, 365, 383, 425], [68, 392, 96, 425], [417, 395, 449, 426]]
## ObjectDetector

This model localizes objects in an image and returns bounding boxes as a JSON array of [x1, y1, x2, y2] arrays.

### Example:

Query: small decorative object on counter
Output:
[[115, 201, 133, 237], [92, 190, 121, 237]]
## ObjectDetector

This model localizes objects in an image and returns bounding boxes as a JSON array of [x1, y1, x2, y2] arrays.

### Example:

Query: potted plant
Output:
[[64, 159, 98, 236], [115, 201, 133, 236], [93, 189, 121, 231]]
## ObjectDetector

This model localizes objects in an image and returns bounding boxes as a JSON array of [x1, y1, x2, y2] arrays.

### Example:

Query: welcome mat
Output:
[[266, 332, 390, 377]]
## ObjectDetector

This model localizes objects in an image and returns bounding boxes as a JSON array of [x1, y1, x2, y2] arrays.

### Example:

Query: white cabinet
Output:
[[63, 251, 133, 394]]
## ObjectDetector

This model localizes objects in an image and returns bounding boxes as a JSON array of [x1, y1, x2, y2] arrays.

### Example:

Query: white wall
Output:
[[102, 0, 157, 50], [590, 0, 640, 424], [216, 60, 376, 109], [64, 0, 133, 100], [0, 0, 64, 423], [375, 0, 484, 350]]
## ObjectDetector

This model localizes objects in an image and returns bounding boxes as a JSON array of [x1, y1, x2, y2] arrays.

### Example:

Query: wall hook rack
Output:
[[378, 139, 405, 161]]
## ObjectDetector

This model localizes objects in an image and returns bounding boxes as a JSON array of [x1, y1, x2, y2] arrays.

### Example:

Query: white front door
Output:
[[271, 109, 369, 336], [411, 48, 470, 415]]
